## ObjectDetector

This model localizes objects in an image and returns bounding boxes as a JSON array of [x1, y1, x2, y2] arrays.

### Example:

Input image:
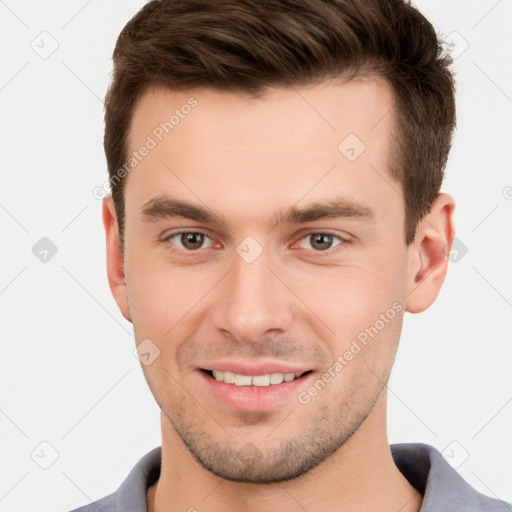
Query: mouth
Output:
[[198, 366, 315, 412], [201, 369, 313, 386]]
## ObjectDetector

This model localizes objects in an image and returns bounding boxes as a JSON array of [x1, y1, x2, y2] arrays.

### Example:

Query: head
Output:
[[103, 0, 456, 483]]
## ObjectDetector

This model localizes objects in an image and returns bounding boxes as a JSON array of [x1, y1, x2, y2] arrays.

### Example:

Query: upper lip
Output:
[[199, 360, 313, 376]]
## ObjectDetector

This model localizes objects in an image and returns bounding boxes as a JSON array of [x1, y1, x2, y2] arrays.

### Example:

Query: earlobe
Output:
[[405, 193, 455, 314], [103, 197, 132, 323]]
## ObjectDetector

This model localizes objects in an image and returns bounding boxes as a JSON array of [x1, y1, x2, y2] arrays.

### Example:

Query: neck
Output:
[[148, 394, 422, 512]]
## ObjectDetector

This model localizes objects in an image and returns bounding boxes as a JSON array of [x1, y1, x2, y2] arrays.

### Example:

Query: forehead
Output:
[[129, 77, 395, 152], [124, 78, 399, 229]]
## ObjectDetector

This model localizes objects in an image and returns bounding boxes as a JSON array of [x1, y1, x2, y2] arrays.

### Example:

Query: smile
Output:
[[197, 362, 315, 411], [208, 370, 310, 386]]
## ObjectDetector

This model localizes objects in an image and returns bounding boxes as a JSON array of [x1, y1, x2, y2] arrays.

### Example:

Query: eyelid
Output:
[[161, 228, 212, 240]]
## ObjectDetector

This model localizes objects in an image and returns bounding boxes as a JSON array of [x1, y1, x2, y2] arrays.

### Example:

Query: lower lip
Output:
[[200, 371, 314, 412]]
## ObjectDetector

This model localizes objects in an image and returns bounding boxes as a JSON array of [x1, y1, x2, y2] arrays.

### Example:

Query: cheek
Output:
[[324, 300, 403, 400], [125, 256, 215, 343], [289, 261, 405, 335], [285, 261, 406, 386]]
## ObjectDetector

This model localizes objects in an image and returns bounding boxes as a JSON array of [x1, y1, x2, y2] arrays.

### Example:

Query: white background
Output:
[[0, 1, 511, 511]]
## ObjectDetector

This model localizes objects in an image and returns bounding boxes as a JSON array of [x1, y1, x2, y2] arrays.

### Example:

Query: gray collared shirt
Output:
[[68, 443, 511, 511]]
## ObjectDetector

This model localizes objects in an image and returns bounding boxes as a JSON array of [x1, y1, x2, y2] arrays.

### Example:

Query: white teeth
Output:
[[252, 374, 270, 387], [270, 373, 284, 385], [234, 374, 252, 386], [211, 370, 304, 386], [223, 371, 235, 384]]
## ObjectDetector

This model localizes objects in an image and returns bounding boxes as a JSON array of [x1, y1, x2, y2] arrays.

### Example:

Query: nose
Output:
[[211, 246, 294, 344]]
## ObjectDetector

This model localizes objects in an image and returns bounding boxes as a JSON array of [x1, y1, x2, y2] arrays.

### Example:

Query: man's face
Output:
[[118, 78, 415, 482]]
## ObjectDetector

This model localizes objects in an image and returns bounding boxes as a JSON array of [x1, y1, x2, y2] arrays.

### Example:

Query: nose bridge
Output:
[[212, 245, 293, 343]]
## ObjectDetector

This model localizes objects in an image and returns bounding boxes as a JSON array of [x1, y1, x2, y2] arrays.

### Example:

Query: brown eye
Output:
[[180, 232, 204, 250], [310, 234, 334, 250], [165, 231, 213, 251], [297, 232, 344, 252]]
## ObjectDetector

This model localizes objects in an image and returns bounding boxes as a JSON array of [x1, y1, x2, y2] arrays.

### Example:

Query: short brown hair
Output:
[[104, 0, 456, 245]]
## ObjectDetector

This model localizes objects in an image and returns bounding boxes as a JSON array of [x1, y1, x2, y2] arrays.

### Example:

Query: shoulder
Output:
[[391, 443, 511, 511], [65, 492, 116, 512], [63, 447, 161, 512]]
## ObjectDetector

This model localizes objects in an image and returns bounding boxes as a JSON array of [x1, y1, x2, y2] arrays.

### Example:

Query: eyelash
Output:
[[161, 229, 350, 257]]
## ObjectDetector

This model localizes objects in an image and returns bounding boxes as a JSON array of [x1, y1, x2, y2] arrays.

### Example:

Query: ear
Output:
[[405, 193, 455, 313], [103, 196, 132, 323]]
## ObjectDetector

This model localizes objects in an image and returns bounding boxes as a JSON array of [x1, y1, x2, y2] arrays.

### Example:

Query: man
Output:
[[70, 0, 510, 510]]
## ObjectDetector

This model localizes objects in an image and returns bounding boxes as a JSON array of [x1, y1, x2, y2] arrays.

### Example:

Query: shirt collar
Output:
[[114, 443, 508, 511]]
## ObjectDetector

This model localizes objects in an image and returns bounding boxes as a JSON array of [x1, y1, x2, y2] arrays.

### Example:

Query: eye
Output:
[[161, 230, 348, 255], [296, 232, 346, 252], [163, 231, 215, 251]]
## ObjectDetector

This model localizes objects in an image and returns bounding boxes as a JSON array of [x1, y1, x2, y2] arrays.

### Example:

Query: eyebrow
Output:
[[140, 195, 375, 227]]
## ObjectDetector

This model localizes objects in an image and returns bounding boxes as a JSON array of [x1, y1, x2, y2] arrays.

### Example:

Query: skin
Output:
[[103, 77, 455, 512]]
